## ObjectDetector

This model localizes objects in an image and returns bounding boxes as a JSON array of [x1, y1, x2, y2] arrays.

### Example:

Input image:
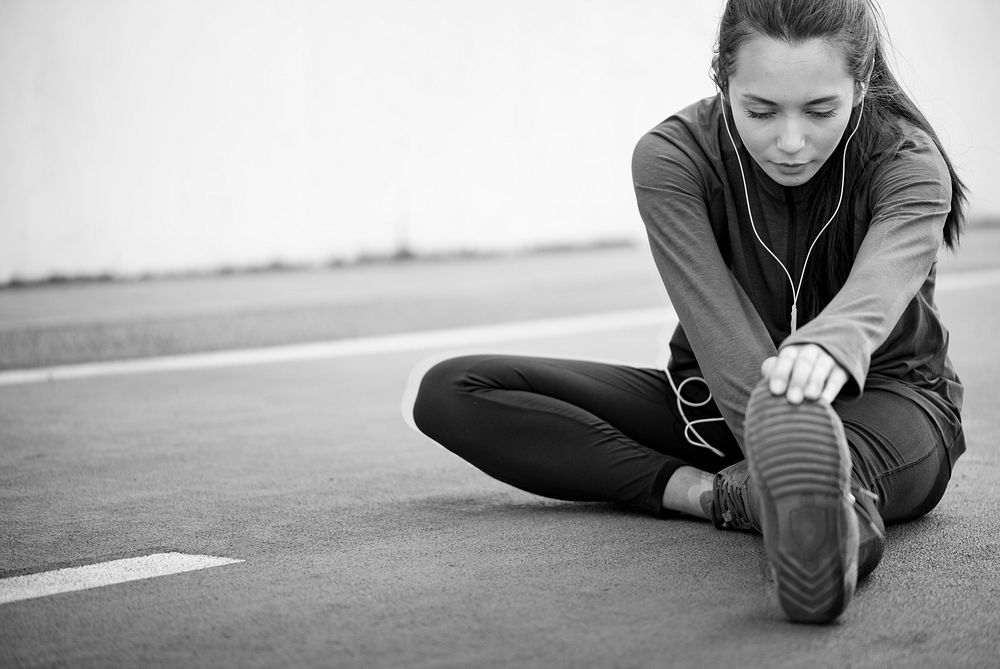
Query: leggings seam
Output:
[[868, 443, 941, 487]]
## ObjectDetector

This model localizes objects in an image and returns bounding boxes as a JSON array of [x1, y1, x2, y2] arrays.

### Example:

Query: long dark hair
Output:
[[710, 0, 967, 321]]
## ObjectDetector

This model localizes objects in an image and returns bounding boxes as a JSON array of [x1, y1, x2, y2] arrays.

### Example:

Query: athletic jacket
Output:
[[632, 95, 964, 465]]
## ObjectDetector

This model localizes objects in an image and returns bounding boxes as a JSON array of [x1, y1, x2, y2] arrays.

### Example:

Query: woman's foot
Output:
[[744, 383, 859, 624], [712, 459, 886, 580]]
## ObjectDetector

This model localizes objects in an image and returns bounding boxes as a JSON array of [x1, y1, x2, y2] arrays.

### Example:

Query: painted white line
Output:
[[936, 267, 1000, 292], [1, 266, 998, 388], [0, 307, 674, 386], [0, 552, 244, 605]]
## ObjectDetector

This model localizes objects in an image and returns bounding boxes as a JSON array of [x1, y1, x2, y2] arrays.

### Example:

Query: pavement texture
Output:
[[2, 229, 1000, 668]]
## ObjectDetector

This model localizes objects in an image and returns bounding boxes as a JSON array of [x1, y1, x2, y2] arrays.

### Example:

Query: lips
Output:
[[773, 161, 810, 174]]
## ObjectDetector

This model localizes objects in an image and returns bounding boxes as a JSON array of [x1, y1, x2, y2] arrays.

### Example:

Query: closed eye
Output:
[[743, 109, 839, 120]]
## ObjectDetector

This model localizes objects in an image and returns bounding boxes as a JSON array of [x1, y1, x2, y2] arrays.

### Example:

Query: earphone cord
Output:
[[720, 92, 866, 333], [665, 92, 866, 456], [664, 369, 727, 457]]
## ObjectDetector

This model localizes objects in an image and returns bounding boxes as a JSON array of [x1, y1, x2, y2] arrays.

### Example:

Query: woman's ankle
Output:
[[661, 465, 715, 519]]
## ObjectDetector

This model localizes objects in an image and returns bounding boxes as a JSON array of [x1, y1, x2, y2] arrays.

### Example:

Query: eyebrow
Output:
[[741, 93, 842, 106]]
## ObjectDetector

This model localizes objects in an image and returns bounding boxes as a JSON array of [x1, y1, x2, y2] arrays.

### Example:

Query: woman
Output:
[[411, 0, 966, 624]]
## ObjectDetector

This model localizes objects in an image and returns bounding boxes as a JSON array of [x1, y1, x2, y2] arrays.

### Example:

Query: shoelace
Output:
[[714, 470, 759, 531], [715, 464, 885, 539]]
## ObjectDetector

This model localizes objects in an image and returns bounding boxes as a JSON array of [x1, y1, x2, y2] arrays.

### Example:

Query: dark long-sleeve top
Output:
[[632, 95, 963, 461]]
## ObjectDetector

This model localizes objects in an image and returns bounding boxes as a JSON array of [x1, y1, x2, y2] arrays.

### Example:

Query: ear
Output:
[[854, 57, 875, 106], [853, 79, 868, 106]]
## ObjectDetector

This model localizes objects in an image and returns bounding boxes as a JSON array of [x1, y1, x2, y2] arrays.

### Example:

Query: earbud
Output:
[[719, 87, 865, 333], [678, 72, 870, 457], [860, 57, 875, 96]]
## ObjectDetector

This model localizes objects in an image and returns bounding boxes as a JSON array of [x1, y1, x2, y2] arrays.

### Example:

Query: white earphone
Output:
[[665, 72, 869, 456], [720, 88, 866, 333]]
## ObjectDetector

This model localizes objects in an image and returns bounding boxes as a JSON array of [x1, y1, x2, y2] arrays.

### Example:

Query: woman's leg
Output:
[[412, 354, 743, 515], [735, 379, 959, 623], [742, 381, 865, 623], [836, 387, 959, 525]]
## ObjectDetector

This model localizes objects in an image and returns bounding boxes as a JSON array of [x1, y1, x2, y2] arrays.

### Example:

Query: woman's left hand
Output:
[[760, 344, 848, 405]]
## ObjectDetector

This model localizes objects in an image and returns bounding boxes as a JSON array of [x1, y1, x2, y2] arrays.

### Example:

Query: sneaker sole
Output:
[[745, 384, 859, 624]]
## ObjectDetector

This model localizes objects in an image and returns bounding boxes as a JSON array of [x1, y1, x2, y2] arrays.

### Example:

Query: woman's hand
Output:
[[760, 344, 848, 405]]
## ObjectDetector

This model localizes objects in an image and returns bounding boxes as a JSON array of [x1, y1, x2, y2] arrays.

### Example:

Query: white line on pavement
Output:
[[0, 307, 673, 386], [0, 553, 244, 605], [935, 266, 1000, 291], [2, 266, 999, 388]]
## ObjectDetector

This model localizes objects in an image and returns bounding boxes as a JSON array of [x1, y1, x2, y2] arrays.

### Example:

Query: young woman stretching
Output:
[[411, 0, 966, 624]]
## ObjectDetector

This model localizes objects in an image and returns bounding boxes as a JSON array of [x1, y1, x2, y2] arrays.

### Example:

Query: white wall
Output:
[[1, 0, 996, 282]]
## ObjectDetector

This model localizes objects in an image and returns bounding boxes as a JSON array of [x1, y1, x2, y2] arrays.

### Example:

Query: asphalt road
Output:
[[2, 230, 999, 668]]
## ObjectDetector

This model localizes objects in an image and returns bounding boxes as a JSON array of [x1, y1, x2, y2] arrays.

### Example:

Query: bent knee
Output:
[[412, 355, 484, 437]]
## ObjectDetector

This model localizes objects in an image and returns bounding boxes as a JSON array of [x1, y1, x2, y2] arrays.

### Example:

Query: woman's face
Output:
[[727, 35, 860, 187]]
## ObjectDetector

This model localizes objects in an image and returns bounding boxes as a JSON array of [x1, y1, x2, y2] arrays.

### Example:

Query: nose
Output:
[[776, 118, 806, 155]]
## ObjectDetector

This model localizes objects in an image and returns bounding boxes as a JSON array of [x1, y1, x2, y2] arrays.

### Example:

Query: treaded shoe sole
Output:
[[745, 384, 859, 624]]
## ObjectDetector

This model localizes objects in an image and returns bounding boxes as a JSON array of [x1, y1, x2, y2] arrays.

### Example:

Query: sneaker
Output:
[[711, 460, 760, 532], [744, 383, 859, 624], [853, 486, 886, 580], [713, 462, 887, 576]]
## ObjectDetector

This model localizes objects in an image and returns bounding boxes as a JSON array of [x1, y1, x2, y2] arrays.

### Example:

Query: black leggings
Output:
[[412, 354, 956, 524]]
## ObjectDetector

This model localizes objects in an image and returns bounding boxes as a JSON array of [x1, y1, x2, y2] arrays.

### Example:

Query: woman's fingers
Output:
[[803, 351, 835, 401], [763, 344, 846, 405], [784, 345, 821, 404], [821, 366, 850, 404], [761, 356, 778, 378], [767, 347, 799, 396]]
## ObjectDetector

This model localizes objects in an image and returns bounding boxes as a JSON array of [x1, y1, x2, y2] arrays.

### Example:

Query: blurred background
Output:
[[1, 0, 997, 285]]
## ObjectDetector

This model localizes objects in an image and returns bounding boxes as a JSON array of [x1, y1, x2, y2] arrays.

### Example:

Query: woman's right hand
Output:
[[761, 344, 848, 405]]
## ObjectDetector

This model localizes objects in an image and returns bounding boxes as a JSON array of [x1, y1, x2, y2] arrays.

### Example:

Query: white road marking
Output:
[[0, 307, 674, 386], [935, 266, 1000, 291], [0, 552, 244, 605], [1, 266, 999, 388]]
